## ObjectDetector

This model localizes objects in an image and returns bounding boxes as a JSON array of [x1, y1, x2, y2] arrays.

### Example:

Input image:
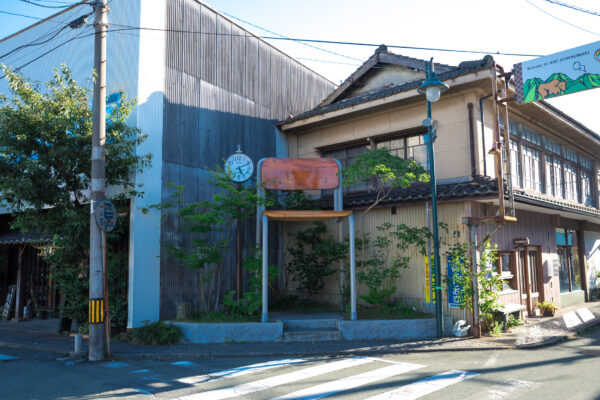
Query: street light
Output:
[[418, 58, 448, 339]]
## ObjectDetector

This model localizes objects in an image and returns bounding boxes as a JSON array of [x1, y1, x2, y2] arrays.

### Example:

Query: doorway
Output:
[[516, 246, 544, 316]]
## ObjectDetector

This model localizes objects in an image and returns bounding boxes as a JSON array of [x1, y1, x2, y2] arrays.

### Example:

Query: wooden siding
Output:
[[160, 0, 335, 319], [472, 203, 561, 307], [282, 202, 469, 322]]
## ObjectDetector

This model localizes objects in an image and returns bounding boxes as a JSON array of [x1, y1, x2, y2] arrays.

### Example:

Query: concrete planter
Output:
[[339, 317, 453, 341], [171, 321, 283, 344]]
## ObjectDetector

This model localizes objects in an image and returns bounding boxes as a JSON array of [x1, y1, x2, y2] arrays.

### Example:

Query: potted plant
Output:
[[537, 301, 558, 317]]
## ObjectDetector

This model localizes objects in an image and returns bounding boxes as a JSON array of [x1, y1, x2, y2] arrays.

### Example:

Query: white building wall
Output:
[[0, 1, 167, 327], [127, 0, 166, 328]]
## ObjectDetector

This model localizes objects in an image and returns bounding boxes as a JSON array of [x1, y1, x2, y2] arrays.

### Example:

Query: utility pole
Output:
[[89, 0, 108, 361]]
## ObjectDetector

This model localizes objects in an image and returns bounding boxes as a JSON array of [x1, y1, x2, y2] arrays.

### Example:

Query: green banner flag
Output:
[[514, 41, 600, 104]]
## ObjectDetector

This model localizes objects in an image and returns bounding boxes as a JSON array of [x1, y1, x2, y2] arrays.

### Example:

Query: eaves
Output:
[[278, 70, 491, 134]]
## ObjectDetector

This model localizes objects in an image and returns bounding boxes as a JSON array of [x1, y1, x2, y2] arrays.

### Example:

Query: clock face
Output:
[[225, 153, 254, 182]]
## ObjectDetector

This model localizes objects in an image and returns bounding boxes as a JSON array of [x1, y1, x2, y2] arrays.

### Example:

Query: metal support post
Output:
[[470, 224, 481, 338], [89, 0, 108, 361], [261, 214, 268, 323], [349, 213, 357, 321], [426, 101, 444, 339]]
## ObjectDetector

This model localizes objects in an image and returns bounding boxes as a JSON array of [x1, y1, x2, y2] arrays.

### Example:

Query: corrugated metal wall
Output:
[[160, 0, 335, 319]]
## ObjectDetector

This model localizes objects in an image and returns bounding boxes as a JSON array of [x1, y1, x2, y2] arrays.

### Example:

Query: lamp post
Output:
[[417, 58, 448, 339]]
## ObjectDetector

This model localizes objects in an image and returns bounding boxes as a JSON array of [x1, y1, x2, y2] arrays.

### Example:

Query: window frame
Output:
[[319, 129, 428, 193], [506, 118, 597, 208], [497, 250, 518, 293]]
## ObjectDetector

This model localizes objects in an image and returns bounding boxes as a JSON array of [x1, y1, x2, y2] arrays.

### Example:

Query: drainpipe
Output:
[[467, 103, 476, 178], [469, 224, 481, 338], [479, 94, 493, 177]]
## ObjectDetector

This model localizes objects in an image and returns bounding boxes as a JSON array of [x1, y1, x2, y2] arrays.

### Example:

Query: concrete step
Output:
[[282, 329, 342, 342], [282, 319, 339, 332]]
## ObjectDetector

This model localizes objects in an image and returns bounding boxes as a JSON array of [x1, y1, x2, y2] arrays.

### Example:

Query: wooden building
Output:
[[277, 46, 600, 323]]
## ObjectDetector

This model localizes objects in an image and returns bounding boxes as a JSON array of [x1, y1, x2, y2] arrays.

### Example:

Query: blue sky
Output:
[[1, 0, 599, 132]]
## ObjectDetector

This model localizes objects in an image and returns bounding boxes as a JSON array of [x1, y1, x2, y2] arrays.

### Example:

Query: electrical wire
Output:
[[1, 23, 71, 60], [0, 25, 93, 80], [261, 37, 542, 57], [219, 11, 362, 62], [109, 24, 542, 58], [19, 0, 81, 9], [0, 10, 43, 20], [542, 0, 600, 17], [525, 0, 600, 36]]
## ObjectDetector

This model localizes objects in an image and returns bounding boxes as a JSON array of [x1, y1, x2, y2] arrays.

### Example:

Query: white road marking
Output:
[[175, 357, 374, 400], [487, 379, 534, 399], [483, 353, 498, 367], [176, 358, 305, 385], [367, 357, 419, 365], [365, 370, 479, 400], [576, 307, 595, 323], [172, 361, 196, 367], [271, 362, 424, 400], [102, 361, 129, 368], [563, 311, 583, 329], [0, 354, 18, 361], [134, 388, 154, 395]]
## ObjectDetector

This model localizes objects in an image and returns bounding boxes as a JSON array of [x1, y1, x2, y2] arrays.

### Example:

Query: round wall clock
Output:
[[225, 147, 254, 183]]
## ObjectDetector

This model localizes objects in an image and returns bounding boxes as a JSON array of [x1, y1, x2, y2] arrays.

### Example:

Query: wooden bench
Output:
[[257, 157, 357, 323]]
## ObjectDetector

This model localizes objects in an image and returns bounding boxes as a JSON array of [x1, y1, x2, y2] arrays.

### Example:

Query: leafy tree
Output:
[[342, 147, 429, 216], [0, 65, 151, 324], [155, 167, 270, 312], [223, 248, 280, 318], [342, 147, 429, 257]]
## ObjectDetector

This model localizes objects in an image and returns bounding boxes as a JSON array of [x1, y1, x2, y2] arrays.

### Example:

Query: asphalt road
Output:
[[1, 326, 600, 400]]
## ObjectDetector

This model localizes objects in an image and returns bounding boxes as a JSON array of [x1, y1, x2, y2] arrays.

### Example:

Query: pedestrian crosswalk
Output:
[[91, 355, 534, 399], [170, 357, 478, 400]]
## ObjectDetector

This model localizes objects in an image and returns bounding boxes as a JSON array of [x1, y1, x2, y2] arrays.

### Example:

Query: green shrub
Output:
[[489, 320, 503, 337], [506, 314, 523, 329], [286, 222, 347, 298], [131, 321, 181, 345]]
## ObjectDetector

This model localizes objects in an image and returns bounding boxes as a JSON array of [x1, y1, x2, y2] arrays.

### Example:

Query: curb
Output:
[[3, 319, 599, 359], [515, 317, 600, 349], [102, 342, 517, 360], [0, 340, 70, 354]]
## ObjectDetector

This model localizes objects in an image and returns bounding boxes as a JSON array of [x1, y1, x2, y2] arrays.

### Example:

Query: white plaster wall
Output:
[[294, 91, 473, 181], [127, 0, 166, 328]]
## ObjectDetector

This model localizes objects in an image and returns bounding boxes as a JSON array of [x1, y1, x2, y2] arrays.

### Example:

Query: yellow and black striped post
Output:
[[89, 299, 104, 324]]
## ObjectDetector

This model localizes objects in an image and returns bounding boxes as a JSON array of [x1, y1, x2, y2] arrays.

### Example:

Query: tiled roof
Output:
[[513, 189, 600, 218], [279, 55, 494, 126], [316, 175, 498, 209], [0, 231, 50, 246]]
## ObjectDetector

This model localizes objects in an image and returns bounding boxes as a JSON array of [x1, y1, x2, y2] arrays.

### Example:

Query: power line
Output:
[[0, 25, 93, 80], [109, 24, 542, 58], [261, 37, 542, 57], [525, 0, 600, 36], [1, 24, 71, 60], [19, 0, 82, 8], [543, 0, 600, 17], [219, 11, 362, 62], [0, 10, 43, 20]]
